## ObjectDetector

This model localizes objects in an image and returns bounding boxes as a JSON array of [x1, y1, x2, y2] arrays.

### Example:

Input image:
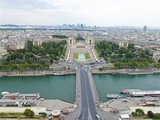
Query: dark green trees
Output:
[[24, 109, 34, 118], [0, 40, 66, 71], [95, 41, 154, 69]]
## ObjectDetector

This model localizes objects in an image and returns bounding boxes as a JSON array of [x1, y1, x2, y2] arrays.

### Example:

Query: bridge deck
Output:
[[87, 71, 100, 106]]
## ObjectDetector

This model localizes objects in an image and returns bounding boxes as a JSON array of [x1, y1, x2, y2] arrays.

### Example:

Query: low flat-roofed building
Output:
[[134, 45, 142, 50], [153, 51, 160, 62], [119, 40, 129, 48], [33, 39, 43, 46], [0, 46, 8, 56]]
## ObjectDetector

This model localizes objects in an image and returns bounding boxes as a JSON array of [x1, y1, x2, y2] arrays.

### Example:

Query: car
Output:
[[96, 114, 101, 120], [48, 116, 52, 120], [47, 114, 52, 120]]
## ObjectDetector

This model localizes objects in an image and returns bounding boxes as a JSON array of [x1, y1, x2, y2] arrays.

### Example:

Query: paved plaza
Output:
[[66, 39, 97, 63]]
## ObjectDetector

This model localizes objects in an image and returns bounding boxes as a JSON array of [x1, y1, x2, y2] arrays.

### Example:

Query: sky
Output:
[[0, 0, 160, 27]]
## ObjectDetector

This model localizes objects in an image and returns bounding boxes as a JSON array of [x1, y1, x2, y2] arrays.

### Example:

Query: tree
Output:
[[0, 40, 66, 71], [99, 67, 103, 71], [135, 108, 145, 116], [95, 41, 154, 69], [132, 112, 137, 116], [58, 51, 62, 57], [128, 44, 134, 49], [153, 113, 160, 119], [126, 52, 133, 59], [27, 41, 33, 50], [24, 109, 34, 118], [147, 111, 154, 118]]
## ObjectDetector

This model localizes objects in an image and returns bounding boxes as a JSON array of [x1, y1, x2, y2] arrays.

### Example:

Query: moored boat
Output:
[[107, 94, 121, 99], [1, 92, 40, 100], [1, 91, 9, 96], [120, 89, 141, 94], [53, 73, 68, 76]]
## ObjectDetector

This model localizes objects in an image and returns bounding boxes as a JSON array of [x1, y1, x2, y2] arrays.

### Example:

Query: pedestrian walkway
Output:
[[87, 71, 100, 107]]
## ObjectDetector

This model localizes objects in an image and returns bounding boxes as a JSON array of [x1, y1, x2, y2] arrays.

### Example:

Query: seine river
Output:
[[1, 74, 160, 103], [0, 75, 76, 103], [93, 74, 160, 102]]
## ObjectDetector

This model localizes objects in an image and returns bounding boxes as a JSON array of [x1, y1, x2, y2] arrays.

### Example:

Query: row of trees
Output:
[[0, 109, 45, 118], [115, 62, 160, 69], [95, 41, 155, 69], [0, 40, 66, 71], [52, 35, 68, 39], [0, 64, 49, 71], [132, 108, 160, 119], [114, 62, 150, 69]]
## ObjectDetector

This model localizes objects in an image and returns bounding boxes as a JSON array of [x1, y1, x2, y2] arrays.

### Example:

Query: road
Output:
[[65, 64, 119, 120], [79, 68, 98, 120]]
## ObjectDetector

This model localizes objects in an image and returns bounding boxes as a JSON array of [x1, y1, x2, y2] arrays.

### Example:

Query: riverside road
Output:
[[79, 69, 97, 120]]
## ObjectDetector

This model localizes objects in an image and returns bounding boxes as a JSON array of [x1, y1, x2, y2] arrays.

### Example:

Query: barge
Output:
[[128, 90, 160, 97], [53, 73, 68, 76], [120, 89, 141, 94], [1, 92, 40, 100]]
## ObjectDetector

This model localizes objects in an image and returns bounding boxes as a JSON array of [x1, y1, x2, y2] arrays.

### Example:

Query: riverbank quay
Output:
[[100, 97, 160, 115], [1, 68, 160, 77], [0, 69, 75, 77], [1, 67, 160, 77], [92, 68, 160, 75], [0, 99, 76, 115]]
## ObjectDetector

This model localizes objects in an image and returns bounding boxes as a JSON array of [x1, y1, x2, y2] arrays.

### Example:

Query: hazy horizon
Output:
[[0, 0, 160, 27]]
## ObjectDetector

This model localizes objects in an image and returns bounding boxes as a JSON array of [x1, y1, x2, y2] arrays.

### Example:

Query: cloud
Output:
[[0, 0, 54, 10], [0, 0, 160, 26]]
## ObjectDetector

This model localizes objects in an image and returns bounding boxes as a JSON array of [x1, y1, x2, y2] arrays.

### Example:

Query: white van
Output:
[[119, 114, 130, 120], [96, 114, 101, 120]]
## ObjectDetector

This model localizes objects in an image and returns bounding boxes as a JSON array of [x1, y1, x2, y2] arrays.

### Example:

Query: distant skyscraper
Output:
[[143, 26, 147, 32]]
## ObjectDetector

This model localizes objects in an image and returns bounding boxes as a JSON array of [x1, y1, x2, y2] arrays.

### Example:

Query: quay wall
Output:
[[92, 68, 160, 75], [0, 70, 75, 77], [1, 68, 160, 77]]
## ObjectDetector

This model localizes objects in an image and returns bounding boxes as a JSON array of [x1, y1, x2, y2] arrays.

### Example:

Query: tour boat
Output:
[[1, 91, 9, 96], [120, 89, 141, 94], [53, 73, 68, 76]]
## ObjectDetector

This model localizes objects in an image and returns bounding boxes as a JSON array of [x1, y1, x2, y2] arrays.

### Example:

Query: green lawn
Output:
[[0, 112, 41, 119], [0, 112, 25, 118], [73, 52, 78, 61], [65, 48, 69, 59], [85, 52, 90, 61]]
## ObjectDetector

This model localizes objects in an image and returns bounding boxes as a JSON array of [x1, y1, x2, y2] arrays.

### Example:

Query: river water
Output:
[[1, 74, 160, 103], [0, 75, 76, 103], [93, 74, 160, 102]]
